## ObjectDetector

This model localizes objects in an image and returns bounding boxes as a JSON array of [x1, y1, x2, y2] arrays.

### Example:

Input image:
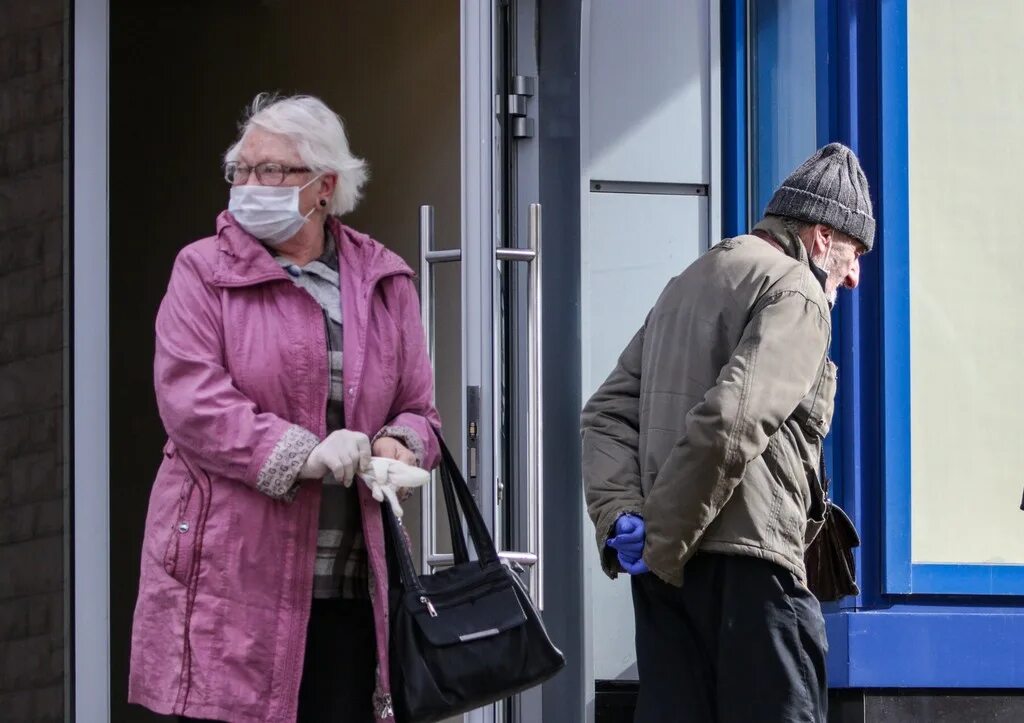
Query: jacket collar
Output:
[[752, 216, 831, 295], [751, 215, 813, 268], [211, 211, 413, 289]]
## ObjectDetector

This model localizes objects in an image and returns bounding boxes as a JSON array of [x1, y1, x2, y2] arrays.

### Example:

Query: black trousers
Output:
[[631, 553, 828, 723], [180, 597, 377, 723]]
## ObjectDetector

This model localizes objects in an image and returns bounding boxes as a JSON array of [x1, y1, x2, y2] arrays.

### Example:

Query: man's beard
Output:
[[810, 246, 840, 307]]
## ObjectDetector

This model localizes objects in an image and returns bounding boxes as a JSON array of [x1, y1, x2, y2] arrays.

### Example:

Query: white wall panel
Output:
[[582, 191, 706, 680], [586, 0, 710, 184]]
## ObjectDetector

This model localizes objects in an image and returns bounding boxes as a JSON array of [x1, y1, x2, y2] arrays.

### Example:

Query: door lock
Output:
[[468, 420, 478, 479], [466, 386, 481, 502]]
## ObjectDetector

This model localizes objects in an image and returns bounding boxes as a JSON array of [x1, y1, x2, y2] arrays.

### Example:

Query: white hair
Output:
[[224, 93, 368, 216]]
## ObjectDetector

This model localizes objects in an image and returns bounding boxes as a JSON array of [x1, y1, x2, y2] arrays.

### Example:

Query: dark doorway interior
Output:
[[108, 1, 461, 719]]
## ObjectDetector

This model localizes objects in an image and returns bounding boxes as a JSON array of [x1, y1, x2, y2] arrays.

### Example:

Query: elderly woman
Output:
[[128, 94, 441, 723]]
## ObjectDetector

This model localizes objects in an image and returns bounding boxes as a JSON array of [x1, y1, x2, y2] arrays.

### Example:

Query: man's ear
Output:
[[812, 224, 835, 257]]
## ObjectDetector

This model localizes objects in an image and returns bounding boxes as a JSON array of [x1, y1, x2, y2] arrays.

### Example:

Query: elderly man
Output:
[[582, 143, 873, 722]]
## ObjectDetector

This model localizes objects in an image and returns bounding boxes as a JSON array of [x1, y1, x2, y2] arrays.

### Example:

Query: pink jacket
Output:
[[128, 213, 441, 722]]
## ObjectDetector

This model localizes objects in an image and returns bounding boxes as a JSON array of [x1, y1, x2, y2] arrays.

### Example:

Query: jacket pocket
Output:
[[794, 359, 837, 439], [162, 446, 208, 587], [764, 423, 826, 544]]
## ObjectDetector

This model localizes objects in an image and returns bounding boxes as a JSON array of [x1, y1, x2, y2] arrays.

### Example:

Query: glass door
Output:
[[418, 2, 542, 721], [580, 0, 720, 719]]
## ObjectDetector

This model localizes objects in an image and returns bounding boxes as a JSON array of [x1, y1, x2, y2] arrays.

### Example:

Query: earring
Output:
[[319, 199, 327, 208]]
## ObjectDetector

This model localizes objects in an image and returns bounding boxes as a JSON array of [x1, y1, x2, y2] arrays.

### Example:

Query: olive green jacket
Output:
[[581, 216, 836, 587]]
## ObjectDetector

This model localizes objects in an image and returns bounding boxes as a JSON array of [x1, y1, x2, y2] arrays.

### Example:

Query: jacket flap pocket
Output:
[[410, 581, 527, 647], [794, 359, 837, 438], [163, 468, 204, 586]]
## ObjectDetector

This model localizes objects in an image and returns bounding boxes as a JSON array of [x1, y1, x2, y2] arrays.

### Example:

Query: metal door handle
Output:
[[427, 551, 538, 570], [494, 203, 544, 609], [419, 205, 462, 574]]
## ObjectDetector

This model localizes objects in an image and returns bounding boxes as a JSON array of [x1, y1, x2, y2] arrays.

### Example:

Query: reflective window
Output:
[[749, 0, 819, 220]]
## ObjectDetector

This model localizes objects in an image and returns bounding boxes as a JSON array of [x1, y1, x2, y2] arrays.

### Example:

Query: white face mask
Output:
[[228, 175, 321, 246]]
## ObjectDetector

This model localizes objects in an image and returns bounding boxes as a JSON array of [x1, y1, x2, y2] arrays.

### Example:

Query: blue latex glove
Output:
[[618, 552, 649, 576], [606, 514, 649, 575], [608, 515, 645, 558]]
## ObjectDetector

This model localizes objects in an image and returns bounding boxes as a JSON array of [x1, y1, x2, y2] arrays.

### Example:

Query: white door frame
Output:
[[461, 1, 502, 721], [72, 0, 111, 720]]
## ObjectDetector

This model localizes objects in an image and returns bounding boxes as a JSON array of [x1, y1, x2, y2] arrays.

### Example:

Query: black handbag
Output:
[[804, 449, 861, 602], [804, 500, 860, 602], [383, 434, 565, 723]]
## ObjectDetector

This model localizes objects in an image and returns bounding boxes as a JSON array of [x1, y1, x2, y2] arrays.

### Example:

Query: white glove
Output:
[[359, 457, 430, 518], [299, 430, 371, 486]]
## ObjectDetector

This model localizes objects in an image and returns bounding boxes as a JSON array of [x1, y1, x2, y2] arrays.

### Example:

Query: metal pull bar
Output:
[[427, 551, 538, 571], [426, 249, 462, 264], [492, 203, 544, 609], [495, 248, 536, 262], [527, 203, 544, 610], [419, 205, 462, 574]]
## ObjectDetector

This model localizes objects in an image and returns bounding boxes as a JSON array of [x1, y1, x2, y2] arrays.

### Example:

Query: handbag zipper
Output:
[[420, 574, 509, 609], [420, 595, 438, 617]]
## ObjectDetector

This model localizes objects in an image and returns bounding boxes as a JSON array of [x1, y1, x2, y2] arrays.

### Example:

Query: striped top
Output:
[[276, 235, 369, 600]]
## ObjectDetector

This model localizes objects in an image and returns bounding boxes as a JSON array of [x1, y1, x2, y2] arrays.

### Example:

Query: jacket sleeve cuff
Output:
[[596, 507, 643, 579], [256, 425, 320, 500], [372, 425, 425, 466]]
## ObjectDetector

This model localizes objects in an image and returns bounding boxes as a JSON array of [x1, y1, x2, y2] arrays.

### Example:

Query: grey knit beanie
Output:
[[764, 142, 875, 251]]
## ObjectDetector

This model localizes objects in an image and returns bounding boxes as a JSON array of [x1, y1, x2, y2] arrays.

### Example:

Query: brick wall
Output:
[[0, 1, 69, 721]]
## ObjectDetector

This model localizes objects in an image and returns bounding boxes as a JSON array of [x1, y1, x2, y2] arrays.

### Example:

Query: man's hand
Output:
[[372, 436, 419, 500], [607, 514, 649, 575]]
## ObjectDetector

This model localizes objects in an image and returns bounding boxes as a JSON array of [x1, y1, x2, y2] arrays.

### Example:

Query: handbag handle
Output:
[[438, 448, 471, 564], [384, 430, 501, 593], [435, 434, 499, 565]]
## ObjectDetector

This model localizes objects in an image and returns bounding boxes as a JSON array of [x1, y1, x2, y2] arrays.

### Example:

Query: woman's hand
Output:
[[300, 430, 371, 486], [372, 436, 417, 465], [372, 436, 419, 500]]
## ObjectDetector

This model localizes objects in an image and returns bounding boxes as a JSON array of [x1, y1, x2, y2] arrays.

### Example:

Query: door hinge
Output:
[[506, 75, 536, 139]]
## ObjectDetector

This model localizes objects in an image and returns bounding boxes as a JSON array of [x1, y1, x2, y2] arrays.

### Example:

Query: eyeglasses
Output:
[[224, 162, 312, 186]]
